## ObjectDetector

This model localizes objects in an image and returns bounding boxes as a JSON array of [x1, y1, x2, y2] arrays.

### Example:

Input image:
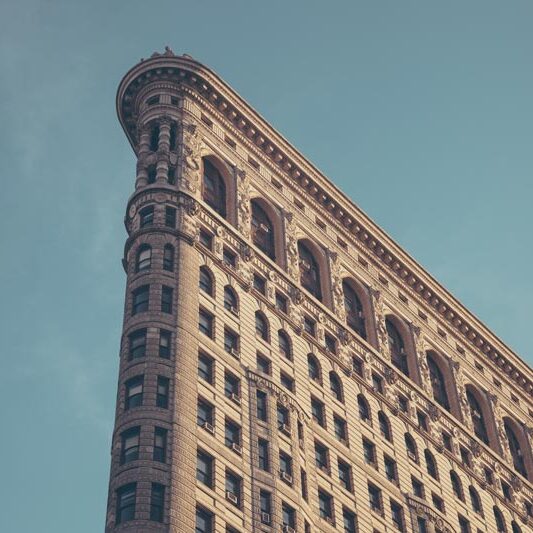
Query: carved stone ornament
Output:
[[411, 325, 431, 394], [236, 169, 251, 239], [181, 121, 202, 193], [186, 198, 199, 216], [385, 367, 397, 384], [216, 226, 225, 238], [318, 312, 326, 325], [370, 289, 390, 360], [178, 196, 198, 241], [511, 474, 522, 492], [241, 243, 253, 262], [290, 287, 304, 305], [329, 251, 346, 321], [268, 270, 277, 282], [337, 327, 350, 346], [428, 403, 441, 422], [284, 210, 300, 282]]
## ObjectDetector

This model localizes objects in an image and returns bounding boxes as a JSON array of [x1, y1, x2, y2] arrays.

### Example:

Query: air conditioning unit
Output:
[[229, 347, 239, 357], [201, 421, 214, 434], [280, 471, 293, 484], [231, 443, 242, 455], [229, 393, 241, 405], [279, 423, 291, 435], [226, 491, 238, 504], [282, 526, 296, 533], [228, 305, 238, 315], [261, 512, 271, 524]]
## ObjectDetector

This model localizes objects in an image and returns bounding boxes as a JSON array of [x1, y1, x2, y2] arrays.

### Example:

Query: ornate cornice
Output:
[[116, 52, 532, 396]]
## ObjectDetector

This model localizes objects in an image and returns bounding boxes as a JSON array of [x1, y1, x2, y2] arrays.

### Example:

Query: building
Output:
[[106, 48, 533, 533]]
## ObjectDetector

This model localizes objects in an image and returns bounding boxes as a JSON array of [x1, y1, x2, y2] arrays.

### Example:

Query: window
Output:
[[195, 506, 213, 533], [163, 244, 174, 271], [164, 206, 176, 228], [378, 411, 392, 442], [466, 389, 489, 444], [275, 291, 288, 313], [315, 441, 329, 471], [458, 514, 471, 533], [169, 122, 177, 150], [222, 247, 236, 268], [282, 502, 296, 529], [280, 372, 294, 392], [277, 404, 290, 433], [199, 229, 213, 250], [301, 469, 308, 500], [425, 449, 439, 480], [147, 165, 156, 183], [224, 371, 240, 401], [135, 245, 151, 272], [342, 509, 357, 533], [198, 309, 214, 338], [129, 329, 146, 360], [330, 372, 343, 402], [484, 467, 494, 486], [161, 286, 173, 313], [318, 489, 333, 520], [307, 354, 321, 382], [460, 446, 471, 468], [511, 522, 522, 533], [304, 315, 316, 336], [352, 356, 363, 376], [255, 311, 269, 341], [253, 273, 266, 294], [150, 483, 165, 522], [197, 354, 214, 385], [116, 483, 136, 524], [368, 483, 382, 513], [325, 333, 337, 354], [386, 318, 408, 376], [432, 493, 444, 513], [159, 329, 171, 358], [358, 394, 371, 423], [372, 373, 384, 394], [450, 471, 464, 501], [390, 500, 405, 531], [260, 490, 272, 523], [197, 398, 214, 427], [132, 285, 149, 315], [149, 124, 159, 151], [125, 376, 143, 409], [139, 206, 154, 228], [311, 397, 326, 427], [280, 451, 293, 480], [153, 427, 167, 462], [256, 353, 271, 375], [405, 433, 418, 462], [224, 419, 241, 450], [338, 459, 353, 491], [417, 517, 428, 533], [417, 410, 429, 432], [224, 328, 239, 356], [223, 286, 238, 313], [156, 376, 169, 408], [412, 477, 424, 498], [442, 431, 453, 451], [258, 438, 269, 471], [398, 394, 409, 412], [334, 416, 348, 442], [196, 449, 213, 486], [505, 420, 528, 479], [469, 486, 483, 515], [199, 266, 214, 295], [120, 426, 140, 464], [298, 241, 322, 300], [278, 330, 291, 359], [493, 508, 506, 533], [225, 470, 241, 508], [501, 480, 512, 501], [343, 280, 366, 339], [363, 438, 377, 467], [384, 455, 398, 484], [427, 352, 450, 411], [256, 390, 268, 421], [202, 158, 226, 217]]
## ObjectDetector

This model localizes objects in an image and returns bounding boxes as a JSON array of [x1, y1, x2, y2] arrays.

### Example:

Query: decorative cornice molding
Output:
[[116, 54, 532, 397]]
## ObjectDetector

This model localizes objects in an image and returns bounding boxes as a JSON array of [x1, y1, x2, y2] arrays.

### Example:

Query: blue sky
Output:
[[0, 1, 531, 531]]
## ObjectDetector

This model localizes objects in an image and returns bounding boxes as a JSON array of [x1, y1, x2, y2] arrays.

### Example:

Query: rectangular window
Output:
[[417, 410, 428, 431], [196, 506, 213, 533], [120, 426, 140, 464], [156, 376, 169, 408], [224, 328, 239, 356], [442, 431, 453, 451], [198, 352, 214, 383], [275, 291, 288, 313], [116, 483, 136, 524], [256, 353, 271, 375], [159, 329, 171, 358], [150, 483, 165, 522], [125, 376, 143, 409], [256, 390, 268, 421], [417, 517, 428, 533], [277, 404, 290, 433], [315, 441, 329, 471], [432, 493, 444, 513], [390, 500, 405, 531], [301, 469, 308, 500], [197, 398, 214, 428], [163, 245, 174, 271], [363, 438, 376, 467], [224, 419, 241, 450], [398, 394, 409, 413], [325, 333, 337, 354], [225, 470, 242, 508], [153, 427, 167, 462], [411, 476, 424, 498], [343, 508, 357, 533], [352, 356, 363, 376], [224, 371, 240, 401], [132, 285, 149, 315], [368, 483, 382, 513], [334, 416, 347, 442], [384, 455, 398, 484], [260, 490, 272, 523], [282, 502, 296, 528], [199, 309, 214, 338], [223, 248, 236, 269], [196, 449, 213, 487], [253, 274, 266, 294], [129, 329, 146, 359], [161, 286, 173, 313], [338, 459, 353, 492], [372, 373, 384, 394], [258, 438, 269, 471], [460, 446, 471, 468], [318, 489, 333, 520], [139, 206, 154, 228], [280, 372, 294, 392], [280, 451, 293, 481], [164, 206, 176, 228], [311, 397, 326, 427], [303, 316, 316, 336]]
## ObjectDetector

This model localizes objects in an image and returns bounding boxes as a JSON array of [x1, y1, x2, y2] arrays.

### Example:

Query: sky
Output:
[[0, 1, 531, 531]]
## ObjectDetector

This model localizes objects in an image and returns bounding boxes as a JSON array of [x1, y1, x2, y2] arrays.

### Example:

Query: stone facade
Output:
[[106, 49, 533, 533]]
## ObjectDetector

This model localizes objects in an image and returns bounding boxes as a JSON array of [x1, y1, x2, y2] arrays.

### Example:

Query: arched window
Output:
[[307, 354, 321, 382], [427, 352, 450, 411], [278, 330, 291, 360], [469, 486, 483, 516], [329, 372, 343, 402], [135, 245, 151, 272], [223, 286, 238, 314], [450, 471, 464, 501], [199, 266, 214, 296], [255, 311, 269, 342], [424, 449, 439, 480], [202, 158, 226, 218], [511, 521, 522, 533], [342, 281, 366, 339], [251, 200, 275, 260], [504, 420, 528, 479], [298, 241, 322, 300], [386, 319, 409, 376], [493, 507, 506, 532], [378, 411, 392, 442], [357, 394, 371, 423], [466, 388, 489, 444], [163, 244, 174, 272], [405, 434, 418, 462]]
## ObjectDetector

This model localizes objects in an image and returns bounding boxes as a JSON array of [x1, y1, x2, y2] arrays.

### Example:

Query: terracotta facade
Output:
[[106, 49, 533, 533]]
